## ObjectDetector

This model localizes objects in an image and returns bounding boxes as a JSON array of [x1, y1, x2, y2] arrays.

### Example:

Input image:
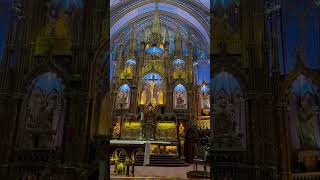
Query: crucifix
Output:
[[145, 74, 161, 107]]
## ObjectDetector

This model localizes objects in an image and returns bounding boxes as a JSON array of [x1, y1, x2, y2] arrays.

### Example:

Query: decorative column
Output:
[[276, 104, 292, 180], [93, 135, 110, 180], [0, 95, 9, 162]]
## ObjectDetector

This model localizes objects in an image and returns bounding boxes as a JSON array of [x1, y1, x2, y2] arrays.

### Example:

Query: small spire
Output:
[[151, 3, 161, 34], [188, 30, 192, 43], [142, 30, 145, 42], [165, 26, 170, 43], [175, 26, 181, 39], [119, 32, 124, 45]]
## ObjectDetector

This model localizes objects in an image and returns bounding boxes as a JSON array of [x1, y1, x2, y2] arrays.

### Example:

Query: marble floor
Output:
[[110, 165, 210, 179]]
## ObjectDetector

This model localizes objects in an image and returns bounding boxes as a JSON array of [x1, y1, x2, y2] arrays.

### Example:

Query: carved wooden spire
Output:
[[151, 3, 161, 34]]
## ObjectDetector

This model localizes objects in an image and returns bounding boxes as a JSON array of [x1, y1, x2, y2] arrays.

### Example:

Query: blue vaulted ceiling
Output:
[[110, 1, 210, 84]]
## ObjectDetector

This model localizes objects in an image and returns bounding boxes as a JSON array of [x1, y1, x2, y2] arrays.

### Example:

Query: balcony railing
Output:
[[292, 172, 320, 180]]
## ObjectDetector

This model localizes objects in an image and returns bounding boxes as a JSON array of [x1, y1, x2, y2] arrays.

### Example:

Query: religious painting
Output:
[[115, 84, 130, 109], [174, 84, 187, 109]]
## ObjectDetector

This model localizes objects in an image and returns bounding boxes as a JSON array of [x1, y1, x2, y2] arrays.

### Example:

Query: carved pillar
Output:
[[276, 104, 292, 180], [8, 94, 24, 162], [91, 135, 110, 180], [0, 95, 9, 162], [130, 87, 138, 114], [63, 87, 91, 164], [167, 90, 173, 113]]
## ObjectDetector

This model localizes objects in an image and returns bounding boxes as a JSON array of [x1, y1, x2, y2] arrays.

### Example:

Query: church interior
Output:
[[0, 0, 320, 179]]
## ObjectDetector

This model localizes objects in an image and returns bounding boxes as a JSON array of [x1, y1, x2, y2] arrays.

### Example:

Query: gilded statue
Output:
[[111, 150, 126, 175], [179, 123, 185, 138], [112, 122, 121, 139]]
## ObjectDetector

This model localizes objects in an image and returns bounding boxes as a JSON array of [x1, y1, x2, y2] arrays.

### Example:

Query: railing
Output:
[[211, 164, 277, 180], [15, 149, 61, 162], [292, 172, 320, 180]]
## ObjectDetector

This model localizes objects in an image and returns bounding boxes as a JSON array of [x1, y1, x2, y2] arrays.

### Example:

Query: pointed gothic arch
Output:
[[173, 84, 187, 109], [115, 84, 131, 109], [18, 72, 65, 150]]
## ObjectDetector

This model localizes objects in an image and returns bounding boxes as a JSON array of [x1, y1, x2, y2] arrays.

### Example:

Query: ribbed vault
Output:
[[110, 1, 210, 46]]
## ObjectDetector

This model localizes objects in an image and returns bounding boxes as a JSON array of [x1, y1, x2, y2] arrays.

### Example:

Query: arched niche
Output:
[[173, 59, 186, 80], [121, 59, 136, 79], [139, 73, 164, 106], [97, 94, 112, 136], [288, 75, 320, 150], [115, 84, 131, 109], [173, 84, 187, 109], [287, 74, 320, 171], [19, 72, 65, 149], [211, 72, 245, 144], [200, 85, 210, 112], [49, 0, 84, 12]]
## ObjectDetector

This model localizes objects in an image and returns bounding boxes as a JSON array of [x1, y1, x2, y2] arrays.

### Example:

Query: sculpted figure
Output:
[[297, 98, 318, 149], [203, 92, 210, 109], [213, 92, 236, 134]]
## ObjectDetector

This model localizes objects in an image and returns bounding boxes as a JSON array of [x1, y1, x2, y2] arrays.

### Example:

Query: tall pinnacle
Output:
[[151, 3, 161, 34]]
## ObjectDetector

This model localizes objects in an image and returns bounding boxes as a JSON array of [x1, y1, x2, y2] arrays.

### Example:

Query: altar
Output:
[[109, 140, 180, 167]]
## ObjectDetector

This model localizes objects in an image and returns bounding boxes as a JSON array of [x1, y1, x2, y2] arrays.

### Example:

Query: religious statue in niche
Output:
[[297, 96, 319, 149], [116, 88, 130, 109], [202, 91, 210, 109], [26, 90, 60, 130], [213, 92, 236, 135], [175, 89, 186, 109], [24, 90, 62, 149], [26, 90, 44, 129], [179, 123, 185, 139], [112, 119, 121, 139], [140, 75, 163, 107], [45, 1, 71, 37]]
